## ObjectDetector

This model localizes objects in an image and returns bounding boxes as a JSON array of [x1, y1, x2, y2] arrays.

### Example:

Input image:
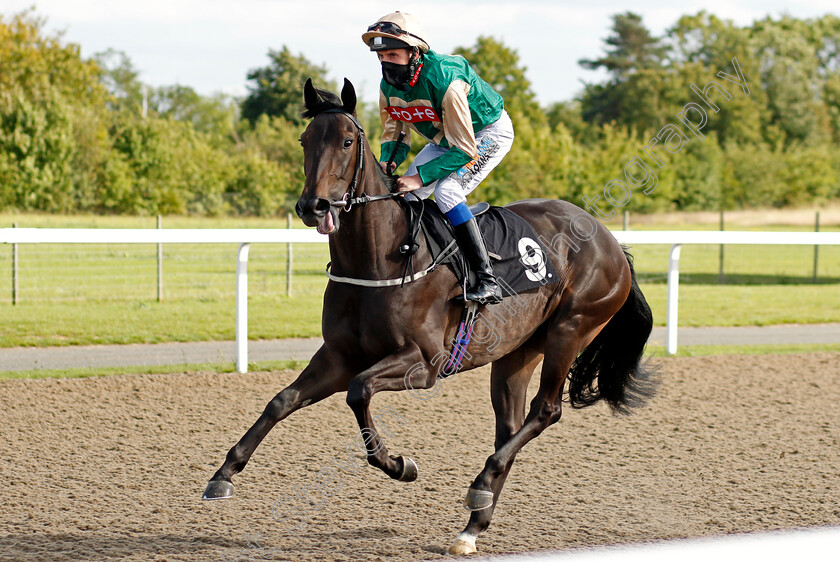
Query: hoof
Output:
[[449, 534, 477, 555], [397, 456, 418, 482], [463, 487, 494, 511], [202, 479, 234, 500]]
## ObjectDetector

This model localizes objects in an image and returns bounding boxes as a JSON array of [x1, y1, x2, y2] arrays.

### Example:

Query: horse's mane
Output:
[[301, 86, 399, 194], [377, 164, 399, 194]]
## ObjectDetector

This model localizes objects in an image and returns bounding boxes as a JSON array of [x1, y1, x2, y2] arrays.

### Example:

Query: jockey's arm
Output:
[[415, 80, 478, 186]]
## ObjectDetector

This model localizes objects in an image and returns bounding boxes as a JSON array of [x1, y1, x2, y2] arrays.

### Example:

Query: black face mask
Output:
[[381, 61, 413, 91]]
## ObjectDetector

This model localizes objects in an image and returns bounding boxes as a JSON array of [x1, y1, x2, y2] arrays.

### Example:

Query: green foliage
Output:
[[545, 100, 595, 142], [0, 9, 317, 217], [667, 133, 724, 210], [721, 142, 839, 208], [0, 88, 75, 211], [93, 48, 145, 114], [578, 12, 671, 133], [453, 36, 545, 127], [1, 7, 839, 218], [225, 146, 293, 216], [580, 12, 668, 77], [751, 16, 830, 146], [0, 9, 107, 107]]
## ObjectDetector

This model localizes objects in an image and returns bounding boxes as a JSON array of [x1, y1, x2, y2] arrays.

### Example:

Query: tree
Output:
[[544, 100, 594, 142], [824, 73, 840, 142], [578, 12, 674, 134], [0, 89, 75, 211], [152, 85, 237, 139], [0, 9, 108, 212], [453, 36, 544, 125], [666, 11, 766, 146], [241, 47, 334, 126], [93, 48, 145, 113], [750, 15, 829, 146], [579, 12, 668, 79], [0, 9, 107, 106]]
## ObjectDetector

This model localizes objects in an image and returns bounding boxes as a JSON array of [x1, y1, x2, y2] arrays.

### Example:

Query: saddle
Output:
[[397, 198, 560, 298], [396, 198, 561, 377]]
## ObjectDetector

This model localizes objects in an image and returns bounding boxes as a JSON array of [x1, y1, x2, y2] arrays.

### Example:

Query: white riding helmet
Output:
[[362, 11, 430, 53]]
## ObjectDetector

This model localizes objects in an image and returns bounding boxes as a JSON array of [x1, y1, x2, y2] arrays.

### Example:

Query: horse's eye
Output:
[[343, 139, 353, 149]]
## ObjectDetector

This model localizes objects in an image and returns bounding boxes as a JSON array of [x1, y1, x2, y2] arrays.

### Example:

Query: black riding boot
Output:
[[452, 218, 503, 304]]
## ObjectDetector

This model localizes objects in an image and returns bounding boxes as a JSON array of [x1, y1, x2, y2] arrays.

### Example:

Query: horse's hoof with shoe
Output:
[[201, 479, 234, 500], [396, 456, 418, 482]]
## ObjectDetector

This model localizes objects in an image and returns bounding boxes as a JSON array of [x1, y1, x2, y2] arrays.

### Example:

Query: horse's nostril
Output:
[[314, 199, 331, 214]]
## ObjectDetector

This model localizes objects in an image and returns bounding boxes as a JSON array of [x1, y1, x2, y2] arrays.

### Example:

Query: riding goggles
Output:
[[367, 21, 407, 35], [367, 21, 425, 43]]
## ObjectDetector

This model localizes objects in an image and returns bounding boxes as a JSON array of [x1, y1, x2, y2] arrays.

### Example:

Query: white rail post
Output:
[[286, 213, 293, 297], [236, 243, 251, 373], [666, 244, 682, 355], [157, 215, 163, 302], [11, 223, 18, 305]]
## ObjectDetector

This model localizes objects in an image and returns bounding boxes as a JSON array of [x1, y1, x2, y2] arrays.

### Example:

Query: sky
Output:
[[2, 0, 838, 107]]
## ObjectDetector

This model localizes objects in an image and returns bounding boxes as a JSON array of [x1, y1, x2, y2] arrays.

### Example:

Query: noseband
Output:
[[320, 109, 400, 211]]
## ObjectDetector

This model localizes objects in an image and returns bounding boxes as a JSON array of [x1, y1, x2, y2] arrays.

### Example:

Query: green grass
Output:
[[639, 283, 840, 327], [1, 212, 838, 348]]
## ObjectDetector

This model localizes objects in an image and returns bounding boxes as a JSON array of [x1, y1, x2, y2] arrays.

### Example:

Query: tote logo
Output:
[[385, 106, 441, 123]]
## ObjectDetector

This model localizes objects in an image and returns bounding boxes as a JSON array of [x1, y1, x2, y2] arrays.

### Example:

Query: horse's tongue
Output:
[[317, 212, 335, 235]]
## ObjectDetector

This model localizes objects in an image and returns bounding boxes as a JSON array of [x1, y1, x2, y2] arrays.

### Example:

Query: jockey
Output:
[[362, 11, 515, 305]]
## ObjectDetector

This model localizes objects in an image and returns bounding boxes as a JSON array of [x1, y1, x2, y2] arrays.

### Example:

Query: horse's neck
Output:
[[328, 151, 410, 278]]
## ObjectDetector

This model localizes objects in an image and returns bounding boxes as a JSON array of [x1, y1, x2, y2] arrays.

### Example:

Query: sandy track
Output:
[[1, 352, 839, 561]]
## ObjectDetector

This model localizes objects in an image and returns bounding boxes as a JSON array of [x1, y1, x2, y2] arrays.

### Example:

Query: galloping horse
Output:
[[203, 78, 656, 555]]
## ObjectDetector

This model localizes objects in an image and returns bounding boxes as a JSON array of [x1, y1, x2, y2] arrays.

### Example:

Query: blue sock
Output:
[[445, 202, 473, 226]]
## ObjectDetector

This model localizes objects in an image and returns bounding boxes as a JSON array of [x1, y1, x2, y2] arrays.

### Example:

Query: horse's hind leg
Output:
[[450, 344, 543, 555], [453, 321, 603, 554], [202, 346, 351, 499]]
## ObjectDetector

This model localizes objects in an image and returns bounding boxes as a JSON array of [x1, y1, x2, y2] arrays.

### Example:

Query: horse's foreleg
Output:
[[450, 347, 542, 555], [203, 346, 351, 499], [345, 342, 435, 481]]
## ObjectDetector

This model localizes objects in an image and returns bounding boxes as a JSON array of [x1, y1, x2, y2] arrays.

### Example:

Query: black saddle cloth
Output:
[[400, 199, 561, 298]]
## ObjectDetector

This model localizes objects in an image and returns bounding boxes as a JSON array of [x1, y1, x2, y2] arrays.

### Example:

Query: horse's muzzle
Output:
[[295, 196, 331, 227]]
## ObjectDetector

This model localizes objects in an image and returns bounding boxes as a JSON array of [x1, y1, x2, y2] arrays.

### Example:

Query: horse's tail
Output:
[[567, 248, 657, 414]]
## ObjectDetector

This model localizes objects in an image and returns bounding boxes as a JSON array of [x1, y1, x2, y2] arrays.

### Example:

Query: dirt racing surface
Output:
[[2, 352, 839, 561]]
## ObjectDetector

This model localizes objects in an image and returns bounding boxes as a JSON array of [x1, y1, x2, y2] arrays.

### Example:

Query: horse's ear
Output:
[[303, 78, 319, 111], [340, 78, 357, 114]]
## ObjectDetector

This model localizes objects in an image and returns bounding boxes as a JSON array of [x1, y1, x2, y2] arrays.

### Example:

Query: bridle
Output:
[[319, 108, 401, 212], [314, 108, 456, 288]]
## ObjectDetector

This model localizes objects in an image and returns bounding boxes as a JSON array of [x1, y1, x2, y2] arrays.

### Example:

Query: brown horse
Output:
[[203, 78, 656, 555]]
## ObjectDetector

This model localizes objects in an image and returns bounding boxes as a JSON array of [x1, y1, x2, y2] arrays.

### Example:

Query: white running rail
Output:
[[2, 228, 839, 370], [613, 231, 840, 354], [1, 228, 326, 373]]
